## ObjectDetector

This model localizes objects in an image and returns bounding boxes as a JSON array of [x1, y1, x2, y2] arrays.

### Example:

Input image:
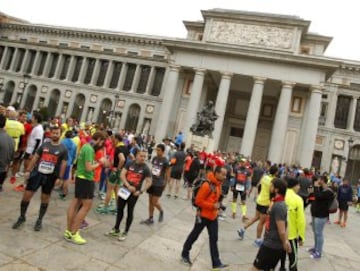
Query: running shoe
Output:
[[12, 216, 26, 229], [118, 232, 127, 241], [34, 219, 42, 231], [70, 231, 87, 245], [310, 251, 321, 259], [140, 218, 154, 225], [64, 230, 72, 241], [95, 206, 110, 214], [237, 228, 245, 240], [307, 247, 316, 254], [10, 176, 16, 184], [253, 239, 263, 248], [105, 228, 120, 237], [180, 256, 192, 266], [14, 184, 25, 192], [80, 220, 89, 229], [212, 263, 229, 270]]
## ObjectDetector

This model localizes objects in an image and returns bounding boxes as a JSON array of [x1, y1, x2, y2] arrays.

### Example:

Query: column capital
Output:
[[220, 72, 233, 80], [169, 65, 181, 72], [194, 68, 206, 76], [253, 76, 267, 84], [281, 81, 296, 88], [310, 85, 324, 94]]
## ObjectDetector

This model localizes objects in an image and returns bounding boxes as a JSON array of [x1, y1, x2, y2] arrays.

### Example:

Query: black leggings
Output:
[[114, 194, 139, 232], [280, 238, 298, 271]]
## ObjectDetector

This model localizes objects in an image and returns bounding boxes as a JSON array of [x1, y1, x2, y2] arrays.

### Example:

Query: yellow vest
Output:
[[5, 119, 25, 151], [256, 174, 274, 206]]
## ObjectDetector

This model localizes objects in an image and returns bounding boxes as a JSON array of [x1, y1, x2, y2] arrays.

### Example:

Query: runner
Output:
[[0, 114, 15, 191], [167, 142, 186, 199], [12, 125, 67, 231]]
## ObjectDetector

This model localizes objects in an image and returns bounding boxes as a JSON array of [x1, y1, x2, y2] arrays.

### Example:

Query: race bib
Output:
[[38, 161, 55, 174], [152, 167, 161, 176], [118, 187, 131, 200], [236, 183, 245, 192]]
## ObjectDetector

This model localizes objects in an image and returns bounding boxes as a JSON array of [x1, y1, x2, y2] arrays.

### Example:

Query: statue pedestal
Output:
[[187, 133, 214, 152]]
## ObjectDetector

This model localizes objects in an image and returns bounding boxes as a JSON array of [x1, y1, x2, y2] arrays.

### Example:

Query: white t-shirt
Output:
[[26, 124, 44, 154]]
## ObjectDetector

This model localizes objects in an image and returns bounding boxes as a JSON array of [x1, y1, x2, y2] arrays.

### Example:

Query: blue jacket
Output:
[[61, 138, 77, 166]]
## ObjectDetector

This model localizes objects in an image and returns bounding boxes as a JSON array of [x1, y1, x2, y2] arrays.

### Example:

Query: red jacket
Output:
[[195, 172, 222, 220]]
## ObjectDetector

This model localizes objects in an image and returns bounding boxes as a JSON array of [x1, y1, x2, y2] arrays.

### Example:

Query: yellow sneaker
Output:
[[71, 231, 87, 245]]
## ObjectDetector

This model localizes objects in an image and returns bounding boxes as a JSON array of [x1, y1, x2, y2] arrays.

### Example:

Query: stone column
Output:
[[20, 49, 30, 73], [299, 86, 323, 168], [55, 91, 65, 116], [78, 57, 88, 83], [104, 60, 114, 88], [325, 88, 338, 128], [212, 72, 233, 150], [31, 51, 41, 75], [117, 62, 127, 90], [154, 65, 181, 143], [42, 52, 52, 78], [90, 58, 101, 85], [119, 101, 129, 129], [66, 56, 75, 81], [145, 66, 155, 95], [0, 46, 8, 68], [10, 48, 19, 71], [240, 77, 266, 157], [136, 107, 145, 133], [19, 85, 28, 109], [54, 54, 63, 79], [347, 96, 358, 131], [183, 68, 206, 138], [130, 64, 141, 92], [268, 81, 295, 164]]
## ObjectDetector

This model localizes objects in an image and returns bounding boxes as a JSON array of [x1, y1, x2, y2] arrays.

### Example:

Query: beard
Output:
[[52, 136, 60, 143]]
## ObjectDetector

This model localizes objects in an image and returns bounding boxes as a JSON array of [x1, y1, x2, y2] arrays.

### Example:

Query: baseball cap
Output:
[[6, 106, 15, 111]]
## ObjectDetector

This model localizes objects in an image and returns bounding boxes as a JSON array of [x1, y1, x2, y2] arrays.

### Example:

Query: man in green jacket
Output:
[[279, 177, 306, 271]]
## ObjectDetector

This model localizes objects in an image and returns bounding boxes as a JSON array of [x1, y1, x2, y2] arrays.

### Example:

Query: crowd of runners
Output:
[[1, 104, 360, 271]]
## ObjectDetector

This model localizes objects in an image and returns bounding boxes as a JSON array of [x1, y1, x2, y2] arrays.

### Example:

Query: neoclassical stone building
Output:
[[1, 9, 360, 179]]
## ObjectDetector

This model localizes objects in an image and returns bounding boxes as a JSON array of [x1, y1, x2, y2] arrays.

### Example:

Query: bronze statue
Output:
[[190, 101, 218, 137]]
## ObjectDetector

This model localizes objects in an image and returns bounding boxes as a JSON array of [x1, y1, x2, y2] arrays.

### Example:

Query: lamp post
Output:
[[348, 137, 354, 184], [20, 73, 31, 107]]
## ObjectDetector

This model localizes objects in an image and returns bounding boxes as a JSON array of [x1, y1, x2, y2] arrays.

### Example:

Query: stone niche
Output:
[[205, 19, 296, 51]]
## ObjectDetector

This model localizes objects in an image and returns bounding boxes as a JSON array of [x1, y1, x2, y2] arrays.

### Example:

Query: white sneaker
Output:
[[15, 172, 24, 178]]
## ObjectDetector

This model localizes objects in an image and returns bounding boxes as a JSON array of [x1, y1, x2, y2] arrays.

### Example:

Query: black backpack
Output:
[[192, 178, 216, 207]]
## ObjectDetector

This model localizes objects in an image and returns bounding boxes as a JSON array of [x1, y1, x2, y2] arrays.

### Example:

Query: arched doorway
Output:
[[97, 98, 113, 127], [24, 85, 37, 112], [345, 144, 360, 184], [71, 94, 85, 122], [48, 89, 60, 118], [125, 103, 141, 132], [2, 81, 15, 105]]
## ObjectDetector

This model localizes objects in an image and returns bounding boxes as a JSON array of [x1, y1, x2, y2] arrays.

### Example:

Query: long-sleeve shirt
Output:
[[311, 186, 334, 218], [337, 184, 352, 202], [285, 189, 306, 241]]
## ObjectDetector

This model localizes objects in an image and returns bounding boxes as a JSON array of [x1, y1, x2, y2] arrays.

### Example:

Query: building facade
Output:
[[0, 9, 360, 179]]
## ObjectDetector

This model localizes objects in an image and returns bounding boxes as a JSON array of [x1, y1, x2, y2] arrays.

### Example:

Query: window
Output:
[[136, 65, 151, 94], [354, 99, 360, 131], [103, 48, 113, 53], [0, 46, 4, 64], [127, 51, 138, 57], [319, 102, 328, 126], [14, 48, 25, 72], [59, 43, 68, 48], [183, 79, 193, 95], [4, 47, 15, 70], [261, 104, 273, 118], [80, 45, 90, 50], [39, 40, 47, 44], [150, 67, 165, 96], [230, 127, 244, 137], [48, 52, 59, 78], [291, 96, 303, 113], [84, 58, 96, 84], [36, 51, 47, 76], [96, 60, 109, 86], [109, 61, 122, 88], [153, 54, 165, 60], [72, 56, 83, 82], [25, 50, 36, 74], [59, 55, 71, 80], [123, 63, 136, 91], [334, 95, 351, 129]]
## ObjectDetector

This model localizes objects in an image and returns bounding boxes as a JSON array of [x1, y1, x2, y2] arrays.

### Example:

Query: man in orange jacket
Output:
[[181, 166, 229, 270]]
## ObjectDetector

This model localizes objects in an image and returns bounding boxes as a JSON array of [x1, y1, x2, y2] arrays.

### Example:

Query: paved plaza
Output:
[[0, 179, 359, 271]]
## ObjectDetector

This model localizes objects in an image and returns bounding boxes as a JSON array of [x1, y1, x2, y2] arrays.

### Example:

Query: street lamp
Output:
[[19, 73, 31, 107], [348, 137, 354, 184]]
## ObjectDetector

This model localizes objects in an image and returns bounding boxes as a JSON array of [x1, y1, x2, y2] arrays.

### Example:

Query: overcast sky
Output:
[[2, 0, 359, 61]]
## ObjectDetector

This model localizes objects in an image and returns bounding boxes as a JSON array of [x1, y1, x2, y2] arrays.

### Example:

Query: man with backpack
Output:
[[181, 166, 229, 270]]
